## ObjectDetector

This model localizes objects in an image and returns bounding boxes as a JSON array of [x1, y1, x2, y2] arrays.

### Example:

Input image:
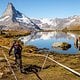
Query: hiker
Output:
[[78, 37, 80, 50], [76, 38, 78, 48], [9, 40, 23, 72]]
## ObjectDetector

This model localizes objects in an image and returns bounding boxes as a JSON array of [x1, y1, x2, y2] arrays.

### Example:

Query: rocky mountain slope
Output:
[[0, 3, 40, 30]]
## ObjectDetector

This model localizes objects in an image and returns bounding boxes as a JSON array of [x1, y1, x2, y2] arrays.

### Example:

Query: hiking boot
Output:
[[20, 69, 26, 73]]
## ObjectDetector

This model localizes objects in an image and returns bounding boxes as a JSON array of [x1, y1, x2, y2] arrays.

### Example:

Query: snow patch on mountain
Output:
[[39, 18, 57, 26], [0, 16, 10, 21], [65, 19, 76, 26], [40, 18, 51, 25], [16, 14, 33, 24]]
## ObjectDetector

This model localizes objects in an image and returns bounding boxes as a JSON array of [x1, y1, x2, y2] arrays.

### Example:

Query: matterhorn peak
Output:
[[2, 3, 15, 17], [7, 2, 14, 9], [0, 3, 40, 30], [2, 2, 22, 19]]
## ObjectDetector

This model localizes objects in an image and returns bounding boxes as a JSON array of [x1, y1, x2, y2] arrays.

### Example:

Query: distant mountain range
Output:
[[0, 3, 80, 30], [32, 15, 80, 30]]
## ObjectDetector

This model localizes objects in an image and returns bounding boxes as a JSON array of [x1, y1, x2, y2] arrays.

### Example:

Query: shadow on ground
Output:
[[22, 64, 50, 80]]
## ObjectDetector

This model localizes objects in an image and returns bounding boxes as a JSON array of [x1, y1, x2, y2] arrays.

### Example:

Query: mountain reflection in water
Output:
[[20, 31, 80, 54]]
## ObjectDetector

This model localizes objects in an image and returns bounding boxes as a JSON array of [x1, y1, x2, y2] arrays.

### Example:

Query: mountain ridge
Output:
[[32, 15, 80, 30], [0, 3, 80, 30], [0, 3, 40, 30]]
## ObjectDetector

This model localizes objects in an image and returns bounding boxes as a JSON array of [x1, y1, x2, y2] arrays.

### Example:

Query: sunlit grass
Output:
[[0, 30, 80, 80]]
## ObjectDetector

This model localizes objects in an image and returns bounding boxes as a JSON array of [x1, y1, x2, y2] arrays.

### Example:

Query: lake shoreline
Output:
[[20, 31, 80, 54]]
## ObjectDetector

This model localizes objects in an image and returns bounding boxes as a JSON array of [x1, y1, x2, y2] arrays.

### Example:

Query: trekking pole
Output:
[[2, 50, 18, 80], [41, 54, 49, 70]]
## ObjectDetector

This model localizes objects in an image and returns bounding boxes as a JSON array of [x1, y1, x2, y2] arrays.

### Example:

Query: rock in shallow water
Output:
[[52, 42, 71, 50]]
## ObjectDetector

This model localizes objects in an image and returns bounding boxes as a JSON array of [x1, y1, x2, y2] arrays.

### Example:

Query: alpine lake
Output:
[[20, 31, 80, 54]]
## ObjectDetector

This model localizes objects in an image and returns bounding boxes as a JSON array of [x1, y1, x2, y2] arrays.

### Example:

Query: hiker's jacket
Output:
[[9, 43, 22, 55]]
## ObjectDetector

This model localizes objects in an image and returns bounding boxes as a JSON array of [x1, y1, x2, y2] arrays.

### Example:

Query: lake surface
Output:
[[20, 31, 80, 54]]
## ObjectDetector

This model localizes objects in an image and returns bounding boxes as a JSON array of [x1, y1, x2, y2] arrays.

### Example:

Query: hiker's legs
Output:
[[14, 53, 18, 64], [14, 53, 23, 72], [17, 58, 22, 69], [16, 53, 22, 69], [17, 57, 23, 72]]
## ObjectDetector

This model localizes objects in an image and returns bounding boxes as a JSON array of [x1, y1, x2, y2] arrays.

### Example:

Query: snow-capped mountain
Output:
[[0, 3, 40, 30], [32, 15, 80, 30], [0, 3, 80, 30]]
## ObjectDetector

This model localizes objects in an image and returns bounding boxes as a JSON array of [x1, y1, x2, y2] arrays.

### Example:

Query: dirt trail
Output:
[[0, 48, 16, 80]]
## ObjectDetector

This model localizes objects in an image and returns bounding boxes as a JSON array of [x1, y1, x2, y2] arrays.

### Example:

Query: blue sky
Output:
[[0, 0, 80, 18]]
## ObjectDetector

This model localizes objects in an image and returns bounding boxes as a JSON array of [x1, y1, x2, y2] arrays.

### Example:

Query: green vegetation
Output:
[[1, 30, 31, 38]]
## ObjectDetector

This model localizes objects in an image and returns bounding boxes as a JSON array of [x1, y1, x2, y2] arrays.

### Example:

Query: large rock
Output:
[[52, 42, 71, 50], [0, 72, 3, 79], [0, 57, 6, 62]]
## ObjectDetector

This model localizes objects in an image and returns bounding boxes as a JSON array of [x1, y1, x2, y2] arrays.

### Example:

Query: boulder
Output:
[[52, 42, 71, 50], [0, 57, 6, 62], [0, 72, 3, 79]]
